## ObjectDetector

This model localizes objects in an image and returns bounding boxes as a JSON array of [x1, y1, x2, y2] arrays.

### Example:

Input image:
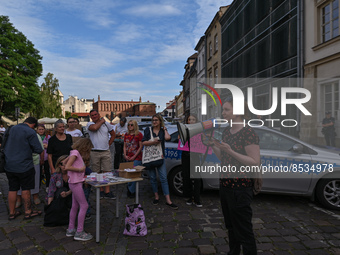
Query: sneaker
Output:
[[45, 187, 49, 193], [194, 201, 203, 208], [152, 199, 159, 205], [100, 191, 105, 199], [66, 228, 76, 237], [85, 214, 92, 221], [165, 202, 178, 210], [104, 192, 116, 200], [74, 231, 93, 241], [186, 198, 193, 206]]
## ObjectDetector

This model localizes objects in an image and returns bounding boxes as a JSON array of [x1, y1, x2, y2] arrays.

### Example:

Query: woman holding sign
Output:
[[181, 114, 202, 207], [142, 114, 178, 209]]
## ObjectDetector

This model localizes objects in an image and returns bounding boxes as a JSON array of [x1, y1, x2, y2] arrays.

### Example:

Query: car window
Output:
[[255, 129, 296, 151]]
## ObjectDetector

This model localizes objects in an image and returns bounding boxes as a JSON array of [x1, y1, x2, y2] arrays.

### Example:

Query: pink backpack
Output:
[[123, 204, 147, 236]]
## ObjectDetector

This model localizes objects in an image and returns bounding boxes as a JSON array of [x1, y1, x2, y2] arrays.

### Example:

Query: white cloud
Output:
[[125, 4, 181, 17]]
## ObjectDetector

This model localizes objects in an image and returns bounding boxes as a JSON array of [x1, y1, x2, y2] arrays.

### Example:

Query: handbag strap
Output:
[[149, 127, 154, 141]]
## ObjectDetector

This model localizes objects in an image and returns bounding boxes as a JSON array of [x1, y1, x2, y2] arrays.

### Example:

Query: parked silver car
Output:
[[163, 126, 340, 211]]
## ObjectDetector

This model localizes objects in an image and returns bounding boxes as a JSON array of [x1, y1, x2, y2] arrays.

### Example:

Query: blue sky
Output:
[[1, 0, 232, 111]]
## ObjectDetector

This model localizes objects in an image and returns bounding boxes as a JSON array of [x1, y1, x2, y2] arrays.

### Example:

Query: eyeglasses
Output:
[[128, 124, 134, 126], [68, 121, 76, 123], [152, 119, 159, 122]]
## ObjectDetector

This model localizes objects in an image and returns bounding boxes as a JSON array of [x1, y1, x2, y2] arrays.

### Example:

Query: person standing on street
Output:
[[4, 117, 44, 220], [114, 117, 128, 169], [322, 111, 336, 147], [87, 109, 116, 199], [204, 97, 260, 255]]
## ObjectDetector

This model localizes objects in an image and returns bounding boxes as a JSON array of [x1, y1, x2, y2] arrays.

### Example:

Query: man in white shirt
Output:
[[87, 110, 116, 199]]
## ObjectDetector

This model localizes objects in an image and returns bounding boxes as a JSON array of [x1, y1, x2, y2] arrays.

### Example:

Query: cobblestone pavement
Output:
[[1, 173, 340, 255]]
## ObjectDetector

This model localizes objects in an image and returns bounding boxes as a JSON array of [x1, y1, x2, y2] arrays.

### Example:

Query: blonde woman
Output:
[[47, 155, 71, 205], [142, 114, 178, 209], [123, 120, 143, 198]]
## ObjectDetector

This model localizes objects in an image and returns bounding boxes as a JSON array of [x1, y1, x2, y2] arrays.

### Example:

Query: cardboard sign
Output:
[[177, 133, 213, 155]]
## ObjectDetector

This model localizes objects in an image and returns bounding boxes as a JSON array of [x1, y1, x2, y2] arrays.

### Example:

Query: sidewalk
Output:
[[0, 173, 340, 254]]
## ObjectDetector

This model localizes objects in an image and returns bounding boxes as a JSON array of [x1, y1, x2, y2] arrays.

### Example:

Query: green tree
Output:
[[36, 72, 62, 118], [0, 16, 43, 118]]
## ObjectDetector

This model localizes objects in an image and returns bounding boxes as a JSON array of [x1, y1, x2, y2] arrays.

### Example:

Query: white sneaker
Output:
[[74, 231, 93, 241]]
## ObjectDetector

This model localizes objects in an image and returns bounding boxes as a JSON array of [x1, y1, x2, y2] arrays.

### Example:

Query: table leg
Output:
[[96, 187, 100, 243], [136, 182, 139, 204], [116, 185, 119, 218]]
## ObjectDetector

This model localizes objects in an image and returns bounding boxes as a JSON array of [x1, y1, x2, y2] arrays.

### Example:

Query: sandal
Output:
[[24, 210, 42, 220], [8, 211, 21, 221]]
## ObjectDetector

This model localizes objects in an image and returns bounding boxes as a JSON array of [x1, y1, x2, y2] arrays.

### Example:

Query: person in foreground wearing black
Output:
[[205, 97, 260, 255]]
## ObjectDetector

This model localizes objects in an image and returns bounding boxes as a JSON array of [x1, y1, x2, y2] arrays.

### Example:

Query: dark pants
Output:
[[220, 185, 257, 255], [324, 132, 336, 147], [114, 141, 124, 169], [182, 151, 201, 202]]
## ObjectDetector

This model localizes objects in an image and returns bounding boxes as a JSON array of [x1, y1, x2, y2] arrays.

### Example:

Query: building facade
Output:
[[220, 0, 303, 137], [205, 6, 228, 120], [93, 96, 155, 120], [301, 0, 340, 145]]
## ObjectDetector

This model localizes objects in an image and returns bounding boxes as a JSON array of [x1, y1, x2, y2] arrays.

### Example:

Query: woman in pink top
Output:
[[65, 138, 93, 241]]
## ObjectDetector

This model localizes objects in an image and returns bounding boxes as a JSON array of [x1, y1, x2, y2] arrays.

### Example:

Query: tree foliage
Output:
[[35, 72, 63, 118], [0, 16, 43, 118]]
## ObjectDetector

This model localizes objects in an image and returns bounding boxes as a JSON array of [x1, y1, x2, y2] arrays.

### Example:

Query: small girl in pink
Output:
[[65, 138, 93, 241]]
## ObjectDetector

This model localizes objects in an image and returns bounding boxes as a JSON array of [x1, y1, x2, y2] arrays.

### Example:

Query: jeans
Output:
[[127, 160, 142, 194], [148, 160, 170, 196]]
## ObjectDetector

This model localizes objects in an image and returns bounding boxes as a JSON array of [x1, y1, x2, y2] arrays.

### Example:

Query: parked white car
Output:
[[163, 126, 340, 211]]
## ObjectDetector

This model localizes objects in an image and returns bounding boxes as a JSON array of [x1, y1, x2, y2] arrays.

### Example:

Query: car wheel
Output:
[[316, 178, 340, 211], [168, 166, 183, 197]]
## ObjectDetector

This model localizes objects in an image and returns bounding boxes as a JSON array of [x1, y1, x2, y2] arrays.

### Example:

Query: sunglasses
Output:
[[152, 119, 159, 122], [128, 124, 134, 126], [59, 162, 64, 166]]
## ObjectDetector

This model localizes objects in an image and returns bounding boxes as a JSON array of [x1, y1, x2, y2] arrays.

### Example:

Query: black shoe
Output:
[[152, 199, 159, 205], [104, 192, 116, 199], [165, 202, 178, 210], [194, 201, 203, 208], [186, 198, 193, 205], [85, 214, 92, 221]]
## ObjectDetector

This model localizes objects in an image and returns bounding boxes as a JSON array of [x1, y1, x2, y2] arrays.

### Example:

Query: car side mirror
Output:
[[291, 143, 304, 154]]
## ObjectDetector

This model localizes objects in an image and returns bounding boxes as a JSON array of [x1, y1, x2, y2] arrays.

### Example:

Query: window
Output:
[[256, 129, 296, 151], [321, 0, 339, 42], [214, 67, 218, 85], [209, 42, 212, 58], [323, 81, 339, 119], [214, 34, 218, 52]]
